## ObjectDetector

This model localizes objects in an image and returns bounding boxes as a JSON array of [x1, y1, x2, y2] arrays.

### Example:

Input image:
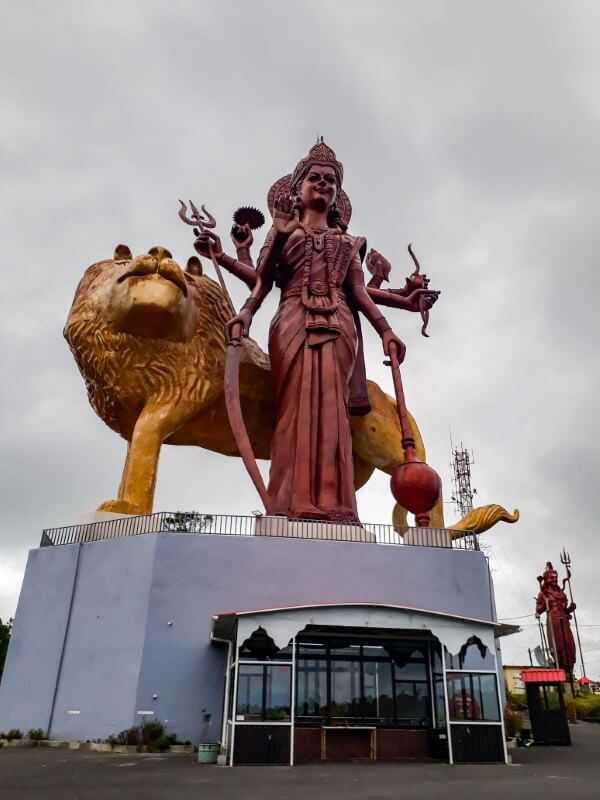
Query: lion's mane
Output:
[[64, 258, 258, 438]]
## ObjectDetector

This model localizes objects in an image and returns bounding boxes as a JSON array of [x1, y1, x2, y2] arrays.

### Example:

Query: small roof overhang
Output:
[[210, 602, 520, 651]]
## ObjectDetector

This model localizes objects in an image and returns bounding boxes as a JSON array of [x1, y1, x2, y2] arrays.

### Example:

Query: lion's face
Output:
[[75, 245, 202, 343], [65, 244, 235, 433]]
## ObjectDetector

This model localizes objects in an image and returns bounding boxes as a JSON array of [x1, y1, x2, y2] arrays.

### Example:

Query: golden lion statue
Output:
[[64, 245, 518, 536]]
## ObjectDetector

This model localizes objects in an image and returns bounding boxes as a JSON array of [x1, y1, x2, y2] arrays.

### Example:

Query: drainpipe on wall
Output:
[[47, 542, 83, 737], [210, 634, 232, 755]]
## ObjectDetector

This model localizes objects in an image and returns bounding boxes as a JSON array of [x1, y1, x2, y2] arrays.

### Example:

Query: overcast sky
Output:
[[1, 1, 599, 676]]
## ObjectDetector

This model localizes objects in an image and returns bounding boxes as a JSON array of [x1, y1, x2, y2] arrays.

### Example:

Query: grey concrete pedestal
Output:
[[0, 531, 494, 743]]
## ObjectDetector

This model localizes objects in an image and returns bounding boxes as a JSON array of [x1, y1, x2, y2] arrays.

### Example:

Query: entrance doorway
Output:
[[230, 628, 448, 764], [214, 612, 508, 766]]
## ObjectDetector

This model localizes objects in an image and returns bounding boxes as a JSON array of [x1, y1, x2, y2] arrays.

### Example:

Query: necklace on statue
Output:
[[301, 228, 339, 313]]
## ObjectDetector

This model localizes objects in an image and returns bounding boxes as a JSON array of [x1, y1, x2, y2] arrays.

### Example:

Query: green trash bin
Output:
[[197, 744, 219, 764]]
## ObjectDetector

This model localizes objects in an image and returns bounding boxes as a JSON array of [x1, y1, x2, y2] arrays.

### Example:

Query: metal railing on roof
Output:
[[40, 512, 479, 551]]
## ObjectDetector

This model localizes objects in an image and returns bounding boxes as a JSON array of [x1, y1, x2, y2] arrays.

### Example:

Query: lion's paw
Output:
[[97, 500, 146, 516]]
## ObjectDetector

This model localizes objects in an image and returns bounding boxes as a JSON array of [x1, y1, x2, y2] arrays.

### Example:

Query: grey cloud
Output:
[[1, 1, 599, 675]]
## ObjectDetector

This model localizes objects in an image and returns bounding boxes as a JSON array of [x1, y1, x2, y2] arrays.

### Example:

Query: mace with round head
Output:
[[386, 341, 442, 527]]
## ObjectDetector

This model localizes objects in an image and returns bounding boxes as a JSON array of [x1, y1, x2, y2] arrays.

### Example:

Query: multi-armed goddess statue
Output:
[[190, 140, 440, 524]]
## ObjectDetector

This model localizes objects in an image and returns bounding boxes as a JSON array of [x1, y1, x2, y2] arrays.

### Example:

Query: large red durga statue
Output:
[[189, 140, 441, 524]]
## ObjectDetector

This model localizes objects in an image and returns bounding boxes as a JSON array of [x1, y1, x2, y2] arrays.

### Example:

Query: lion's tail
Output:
[[450, 504, 520, 539]]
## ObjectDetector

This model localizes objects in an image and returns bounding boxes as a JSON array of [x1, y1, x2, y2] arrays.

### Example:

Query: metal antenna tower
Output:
[[450, 439, 477, 518]]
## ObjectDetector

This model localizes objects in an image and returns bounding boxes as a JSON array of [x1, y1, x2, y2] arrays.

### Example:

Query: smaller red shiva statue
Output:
[[536, 562, 577, 677]]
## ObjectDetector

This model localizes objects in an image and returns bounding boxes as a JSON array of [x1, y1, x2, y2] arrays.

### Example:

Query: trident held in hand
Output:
[[178, 200, 235, 312], [560, 548, 587, 680]]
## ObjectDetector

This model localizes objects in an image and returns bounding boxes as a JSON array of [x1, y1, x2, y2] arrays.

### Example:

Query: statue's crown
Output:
[[291, 137, 344, 190]]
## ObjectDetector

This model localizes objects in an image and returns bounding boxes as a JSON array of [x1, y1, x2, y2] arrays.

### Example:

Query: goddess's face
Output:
[[299, 164, 338, 211]]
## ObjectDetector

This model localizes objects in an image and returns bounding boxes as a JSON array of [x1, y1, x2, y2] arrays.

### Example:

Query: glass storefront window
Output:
[[234, 636, 503, 731], [477, 674, 501, 721], [447, 672, 500, 722], [237, 665, 263, 720], [363, 660, 377, 714], [434, 676, 446, 725], [293, 637, 434, 727], [394, 661, 427, 681], [296, 659, 327, 718], [431, 642, 445, 727], [362, 661, 394, 720], [265, 665, 292, 720], [377, 662, 395, 719], [432, 646, 443, 673], [395, 682, 430, 723], [237, 664, 291, 721], [330, 660, 362, 717]]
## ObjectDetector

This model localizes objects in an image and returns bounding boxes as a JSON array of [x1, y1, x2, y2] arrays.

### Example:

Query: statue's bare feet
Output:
[[96, 500, 146, 516]]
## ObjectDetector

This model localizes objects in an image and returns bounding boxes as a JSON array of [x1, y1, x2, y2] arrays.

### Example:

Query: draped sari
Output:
[[260, 225, 365, 522]]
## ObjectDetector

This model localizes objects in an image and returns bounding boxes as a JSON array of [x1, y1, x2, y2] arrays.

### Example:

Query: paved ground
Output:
[[2, 723, 599, 800]]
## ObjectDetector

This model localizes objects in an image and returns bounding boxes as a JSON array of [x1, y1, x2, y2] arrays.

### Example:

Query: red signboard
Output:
[[520, 668, 566, 684]]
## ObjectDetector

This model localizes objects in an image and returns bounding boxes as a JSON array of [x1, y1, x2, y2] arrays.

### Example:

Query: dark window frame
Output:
[[294, 637, 435, 729], [236, 663, 292, 722], [446, 671, 500, 722]]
